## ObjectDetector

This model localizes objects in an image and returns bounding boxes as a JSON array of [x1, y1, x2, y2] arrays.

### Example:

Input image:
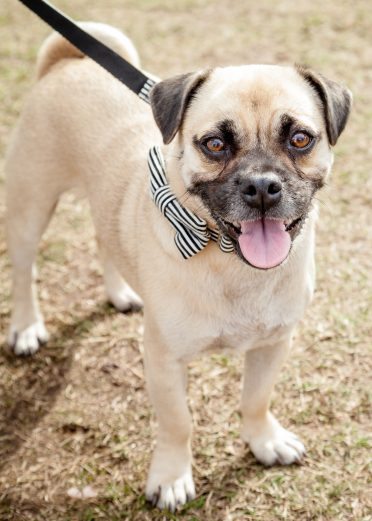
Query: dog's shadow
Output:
[[0, 302, 114, 471]]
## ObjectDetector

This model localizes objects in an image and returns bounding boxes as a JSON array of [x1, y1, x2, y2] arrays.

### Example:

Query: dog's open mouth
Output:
[[221, 216, 304, 269]]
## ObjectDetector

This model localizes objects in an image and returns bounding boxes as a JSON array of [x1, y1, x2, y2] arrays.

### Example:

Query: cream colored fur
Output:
[[5, 24, 339, 511]]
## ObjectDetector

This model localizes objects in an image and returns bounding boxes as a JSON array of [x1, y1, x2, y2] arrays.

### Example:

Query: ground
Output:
[[0, 0, 371, 520]]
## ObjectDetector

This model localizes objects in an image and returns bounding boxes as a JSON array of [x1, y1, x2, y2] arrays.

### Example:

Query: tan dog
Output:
[[5, 23, 351, 511]]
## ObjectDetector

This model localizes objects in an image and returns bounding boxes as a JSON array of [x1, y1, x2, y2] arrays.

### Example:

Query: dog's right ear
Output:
[[150, 70, 210, 145]]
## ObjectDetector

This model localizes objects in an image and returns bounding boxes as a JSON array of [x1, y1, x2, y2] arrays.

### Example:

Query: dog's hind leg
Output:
[[5, 133, 71, 355]]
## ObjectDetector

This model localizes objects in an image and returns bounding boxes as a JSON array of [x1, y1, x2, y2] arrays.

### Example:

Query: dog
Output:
[[4, 22, 351, 511]]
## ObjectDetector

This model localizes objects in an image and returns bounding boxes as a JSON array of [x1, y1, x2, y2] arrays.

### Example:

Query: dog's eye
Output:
[[206, 138, 225, 153], [290, 132, 312, 149]]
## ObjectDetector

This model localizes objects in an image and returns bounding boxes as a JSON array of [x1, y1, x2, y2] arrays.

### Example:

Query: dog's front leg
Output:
[[144, 321, 195, 511], [240, 332, 305, 466]]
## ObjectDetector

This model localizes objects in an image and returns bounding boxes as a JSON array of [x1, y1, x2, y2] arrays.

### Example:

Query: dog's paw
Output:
[[8, 320, 49, 356], [103, 261, 143, 313], [249, 427, 305, 466], [107, 284, 143, 313], [146, 468, 195, 512], [242, 413, 305, 466]]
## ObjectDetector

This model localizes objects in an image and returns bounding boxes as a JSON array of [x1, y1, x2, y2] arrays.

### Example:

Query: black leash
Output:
[[17, 0, 156, 103]]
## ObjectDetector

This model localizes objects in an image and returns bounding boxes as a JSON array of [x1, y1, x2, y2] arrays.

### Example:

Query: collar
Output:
[[148, 146, 235, 259]]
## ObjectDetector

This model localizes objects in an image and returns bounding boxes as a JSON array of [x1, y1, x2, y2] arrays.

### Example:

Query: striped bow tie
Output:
[[148, 146, 235, 259]]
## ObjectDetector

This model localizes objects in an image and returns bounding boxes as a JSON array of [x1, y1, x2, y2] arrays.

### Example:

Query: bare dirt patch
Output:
[[0, 0, 371, 520]]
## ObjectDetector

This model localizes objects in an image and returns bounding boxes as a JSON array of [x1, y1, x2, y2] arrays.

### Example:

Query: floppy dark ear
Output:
[[150, 70, 210, 144], [297, 66, 352, 146]]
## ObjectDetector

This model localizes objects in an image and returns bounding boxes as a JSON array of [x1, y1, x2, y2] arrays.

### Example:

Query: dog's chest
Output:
[[160, 261, 313, 359], [192, 298, 294, 356]]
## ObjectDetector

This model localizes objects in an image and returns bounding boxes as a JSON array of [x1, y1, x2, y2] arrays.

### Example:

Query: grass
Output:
[[0, 0, 371, 520]]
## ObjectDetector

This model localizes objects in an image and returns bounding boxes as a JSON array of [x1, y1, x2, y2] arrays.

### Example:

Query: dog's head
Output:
[[150, 65, 351, 269]]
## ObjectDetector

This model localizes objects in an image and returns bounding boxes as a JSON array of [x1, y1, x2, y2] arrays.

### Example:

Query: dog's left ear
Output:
[[150, 70, 210, 145], [297, 66, 352, 146]]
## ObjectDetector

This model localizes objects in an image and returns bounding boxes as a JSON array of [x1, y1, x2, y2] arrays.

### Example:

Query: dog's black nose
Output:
[[240, 176, 282, 211]]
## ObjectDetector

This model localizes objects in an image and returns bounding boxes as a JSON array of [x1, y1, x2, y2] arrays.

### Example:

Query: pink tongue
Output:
[[238, 219, 291, 269]]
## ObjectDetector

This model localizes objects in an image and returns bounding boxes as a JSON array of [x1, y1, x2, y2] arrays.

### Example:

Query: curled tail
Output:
[[36, 21, 140, 79]]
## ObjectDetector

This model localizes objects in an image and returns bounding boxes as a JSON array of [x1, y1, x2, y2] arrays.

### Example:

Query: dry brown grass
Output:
[[0, 0, 371, 520]]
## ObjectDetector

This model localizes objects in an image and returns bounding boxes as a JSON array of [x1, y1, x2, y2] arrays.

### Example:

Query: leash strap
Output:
[[18, 0, 156, 103]]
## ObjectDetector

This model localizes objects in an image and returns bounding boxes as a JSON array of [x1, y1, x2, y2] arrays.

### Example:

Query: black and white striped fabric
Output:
[[148, 146, 235, 259], [138, 78, 157, 103]]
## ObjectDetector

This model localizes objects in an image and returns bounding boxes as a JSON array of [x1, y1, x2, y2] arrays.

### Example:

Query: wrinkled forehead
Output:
[[184, 65, 323, 137]]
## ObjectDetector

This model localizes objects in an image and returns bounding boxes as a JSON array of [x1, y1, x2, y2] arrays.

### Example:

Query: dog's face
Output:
[[151, 65, 351, 269]]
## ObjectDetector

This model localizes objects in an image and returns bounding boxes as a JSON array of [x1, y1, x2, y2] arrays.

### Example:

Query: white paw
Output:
[[107, 284, 143, 313], [146, 468, 195, 512], [243, 414, 305, 466], [103, 260, 143, 313], [8, 320, 49, 356]]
